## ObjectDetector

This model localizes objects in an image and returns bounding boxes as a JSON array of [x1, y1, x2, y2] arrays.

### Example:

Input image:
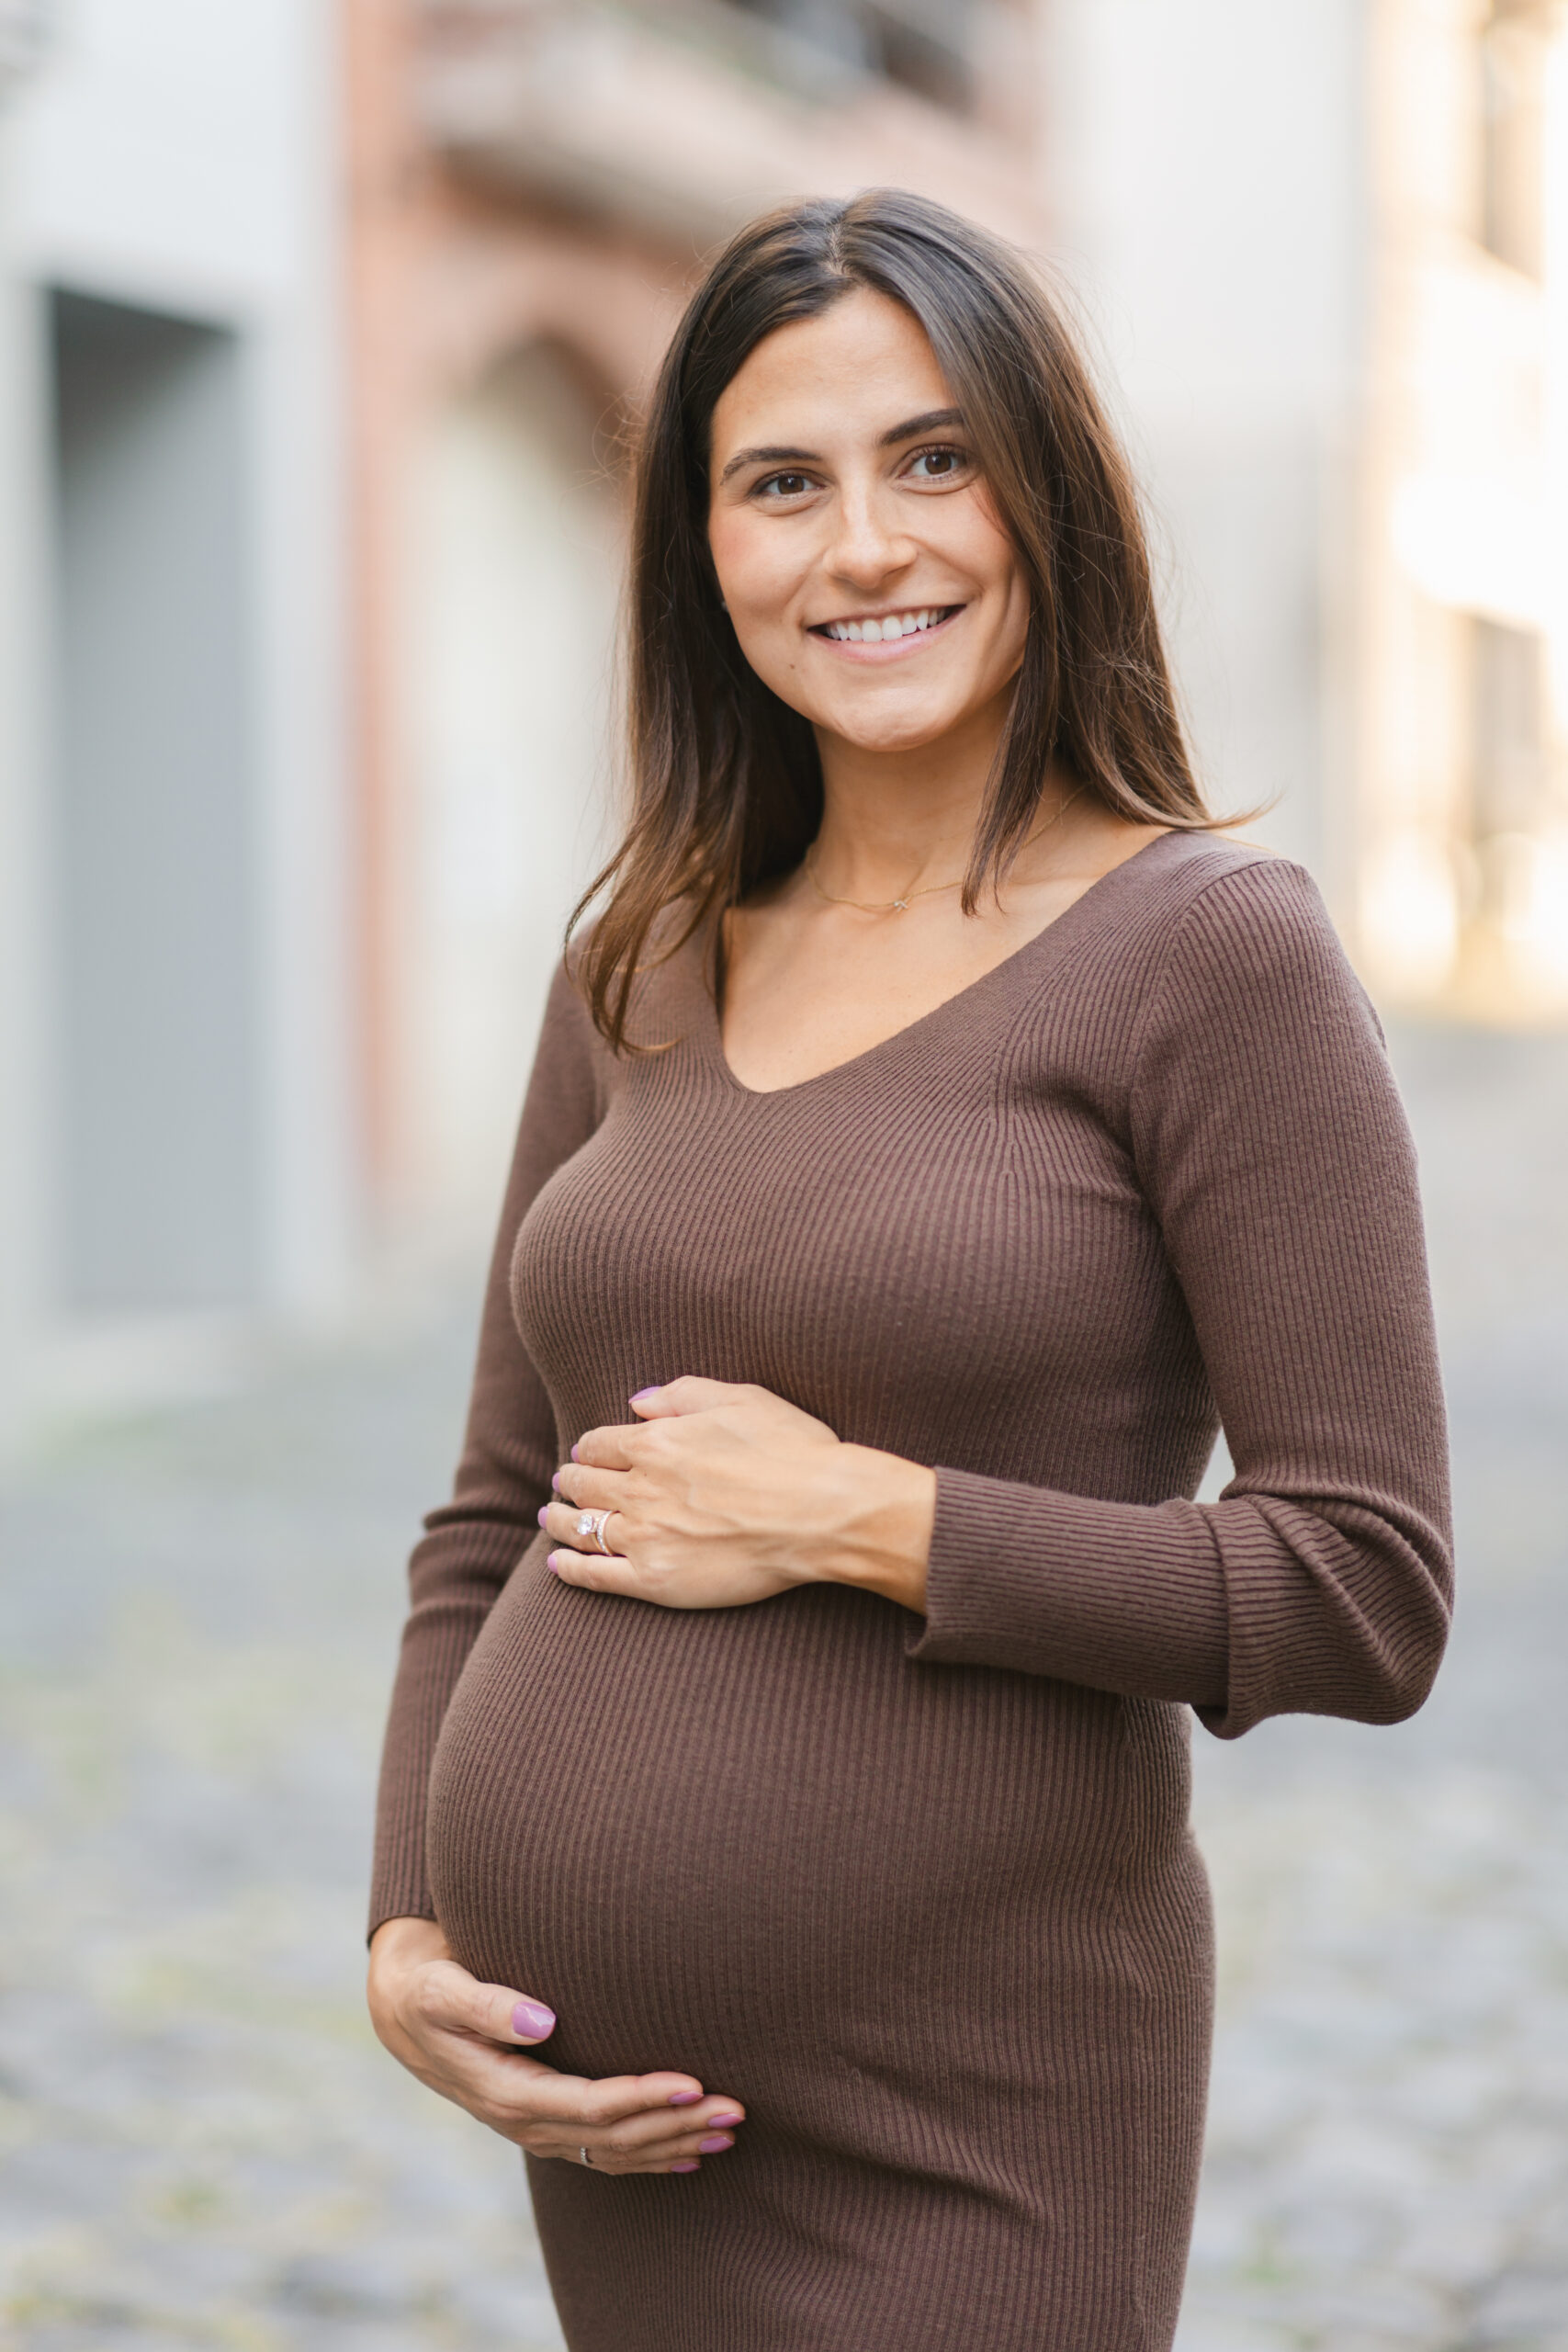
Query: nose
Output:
[[825, 479, 916, 593]]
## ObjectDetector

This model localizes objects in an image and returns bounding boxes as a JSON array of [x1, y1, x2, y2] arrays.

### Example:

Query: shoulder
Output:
[[1125, 832, 1352, 993], [1123, 835, 1384, 1085], [534, 951, 623, 1134], [558, 897, 712, 1064], [544, 950, 604, 1054], [1122, 828, 1313, 917]]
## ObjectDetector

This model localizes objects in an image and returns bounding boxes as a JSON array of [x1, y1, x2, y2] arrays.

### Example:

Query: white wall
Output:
[[0, 123, 51, 1445], [12, 0, 321, 311], [403, 346, 623, 1233], [0, 0, 351, 1442], [1041, 0, 1366, 885]]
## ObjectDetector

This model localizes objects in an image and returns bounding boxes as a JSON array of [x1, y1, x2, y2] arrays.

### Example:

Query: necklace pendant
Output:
[[892, 898, 909, 911]]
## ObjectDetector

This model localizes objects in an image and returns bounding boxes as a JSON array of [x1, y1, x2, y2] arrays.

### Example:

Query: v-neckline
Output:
[[701, 828, 1187, 1102]]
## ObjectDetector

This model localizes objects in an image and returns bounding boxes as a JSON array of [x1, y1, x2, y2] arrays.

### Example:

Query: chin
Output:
[[829, 711, 964, 753], [810, 684, 967, 741]]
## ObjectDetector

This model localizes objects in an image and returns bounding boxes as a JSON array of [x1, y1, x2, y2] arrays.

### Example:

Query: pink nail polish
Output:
[[550, 1472, 561, 1492], [547, 1555, 561, 1575], [708, 2113, 742, 2129], [667, 2091, 702, 2107], [536, 1505, 548, 1526], [671, 2159, 699, 2173], [570, 1442, 581, 1462], [512, 1998, 556, 2040], [697, 2132, 733, 2154], [630, 1386, 661, 1403]]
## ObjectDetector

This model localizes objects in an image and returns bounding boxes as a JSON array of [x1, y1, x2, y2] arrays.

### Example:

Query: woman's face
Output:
[[706, 288, 1030, 759]]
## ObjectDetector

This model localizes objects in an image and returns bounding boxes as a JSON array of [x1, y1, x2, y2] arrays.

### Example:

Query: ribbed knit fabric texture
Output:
[[370, 831, 1452, 2352]]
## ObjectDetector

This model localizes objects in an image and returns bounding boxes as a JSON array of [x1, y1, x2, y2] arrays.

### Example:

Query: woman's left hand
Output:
[[541, 1377, 935, 1613]]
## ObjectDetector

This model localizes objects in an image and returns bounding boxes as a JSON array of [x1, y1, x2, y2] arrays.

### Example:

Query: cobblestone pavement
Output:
[[1, 1025, 1565, 2351]]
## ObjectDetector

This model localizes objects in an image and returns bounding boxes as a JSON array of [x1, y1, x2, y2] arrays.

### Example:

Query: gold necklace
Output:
[[803, 788, 1086, 914]]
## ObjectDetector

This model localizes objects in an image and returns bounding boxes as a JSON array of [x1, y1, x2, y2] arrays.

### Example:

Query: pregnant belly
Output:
[[425, 1543, 1168, 2092]]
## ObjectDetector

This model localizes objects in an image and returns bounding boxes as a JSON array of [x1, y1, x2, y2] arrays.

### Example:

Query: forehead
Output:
[[709, 288, 952, 456]]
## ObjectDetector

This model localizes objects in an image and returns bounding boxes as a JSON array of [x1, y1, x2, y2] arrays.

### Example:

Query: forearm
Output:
[[369, 1530, 525, 1939], [901, 1464, 1451, 1735]]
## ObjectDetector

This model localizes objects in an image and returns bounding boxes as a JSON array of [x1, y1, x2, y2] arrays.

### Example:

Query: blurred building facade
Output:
[[0, 0, 1564, 1449], [1045, 0, 1568, 1023], [0, 0, 351, 1446], [1356, 0, 1568, 1016]]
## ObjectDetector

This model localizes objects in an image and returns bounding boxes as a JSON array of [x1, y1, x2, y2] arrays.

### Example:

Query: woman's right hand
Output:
[[367, 1917, 745, 2175]]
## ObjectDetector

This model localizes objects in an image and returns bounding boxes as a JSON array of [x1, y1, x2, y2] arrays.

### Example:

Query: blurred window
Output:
[[1467, 616, 1556, 954], [1480, 1, 1551, 279], [727, 0, 976, 111], [1472, 616, 1547, 841]]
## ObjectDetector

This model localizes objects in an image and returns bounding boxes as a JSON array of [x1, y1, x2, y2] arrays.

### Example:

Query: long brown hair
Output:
[[573, 187, 1217, 1049]]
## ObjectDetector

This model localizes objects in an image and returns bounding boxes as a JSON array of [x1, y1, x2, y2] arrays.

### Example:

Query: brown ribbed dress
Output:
[[370, 831, 1452, 2352]]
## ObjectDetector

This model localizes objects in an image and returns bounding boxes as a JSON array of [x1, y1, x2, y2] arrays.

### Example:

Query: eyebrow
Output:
[[717, 407, 965, 484]]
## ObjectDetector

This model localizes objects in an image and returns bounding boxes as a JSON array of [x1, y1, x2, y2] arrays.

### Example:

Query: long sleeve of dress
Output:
[[368, 965, 609, 1935], [907, 859, 1454, 1739]]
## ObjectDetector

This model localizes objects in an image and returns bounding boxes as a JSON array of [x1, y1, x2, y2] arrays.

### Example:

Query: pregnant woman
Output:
[[367, 190, 1452, 2350]]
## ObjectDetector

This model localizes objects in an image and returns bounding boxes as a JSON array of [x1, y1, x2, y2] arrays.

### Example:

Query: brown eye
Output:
[[908, 447, 966, 481], [759, 471, 812, 499]]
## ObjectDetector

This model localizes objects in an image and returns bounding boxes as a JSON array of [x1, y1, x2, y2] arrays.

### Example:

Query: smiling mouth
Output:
[[809, 604, 963, 644]]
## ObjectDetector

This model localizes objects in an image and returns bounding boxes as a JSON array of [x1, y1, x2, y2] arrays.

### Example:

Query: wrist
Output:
[[369, 1915, 448, 1981], [812, 1445, 935, 1613], [367, 1917, 450, 2057]]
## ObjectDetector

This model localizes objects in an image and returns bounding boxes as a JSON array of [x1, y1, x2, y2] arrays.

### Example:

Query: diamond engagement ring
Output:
[[580, 2144, 594, 2166], [575, 1509, 614, 1555]]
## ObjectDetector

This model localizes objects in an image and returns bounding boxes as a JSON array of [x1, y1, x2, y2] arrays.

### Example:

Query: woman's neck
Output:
[[810, 695, 1012, 900]]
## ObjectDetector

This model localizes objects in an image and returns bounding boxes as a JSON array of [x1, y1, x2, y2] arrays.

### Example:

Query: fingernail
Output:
[[512, 1998, 555, 2039], [697, 2132, 733, 2154], [630, 1386, 661, 1403], [550, 1472, 561, 1492], [667, 2091, 702, 2107], [708, 2113, 742, 2129], [536, 1505, 548, 1526], [671, 2158, 699, 2173], [570, 1443, 581, 1462], [547, 1555, 561, 1575]]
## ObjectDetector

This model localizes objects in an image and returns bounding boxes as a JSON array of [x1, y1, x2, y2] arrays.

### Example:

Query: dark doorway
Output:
[[51, 289, 259, 1310]]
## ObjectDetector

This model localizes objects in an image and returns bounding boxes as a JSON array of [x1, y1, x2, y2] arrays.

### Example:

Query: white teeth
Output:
[[825, 606, 950, 641]]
